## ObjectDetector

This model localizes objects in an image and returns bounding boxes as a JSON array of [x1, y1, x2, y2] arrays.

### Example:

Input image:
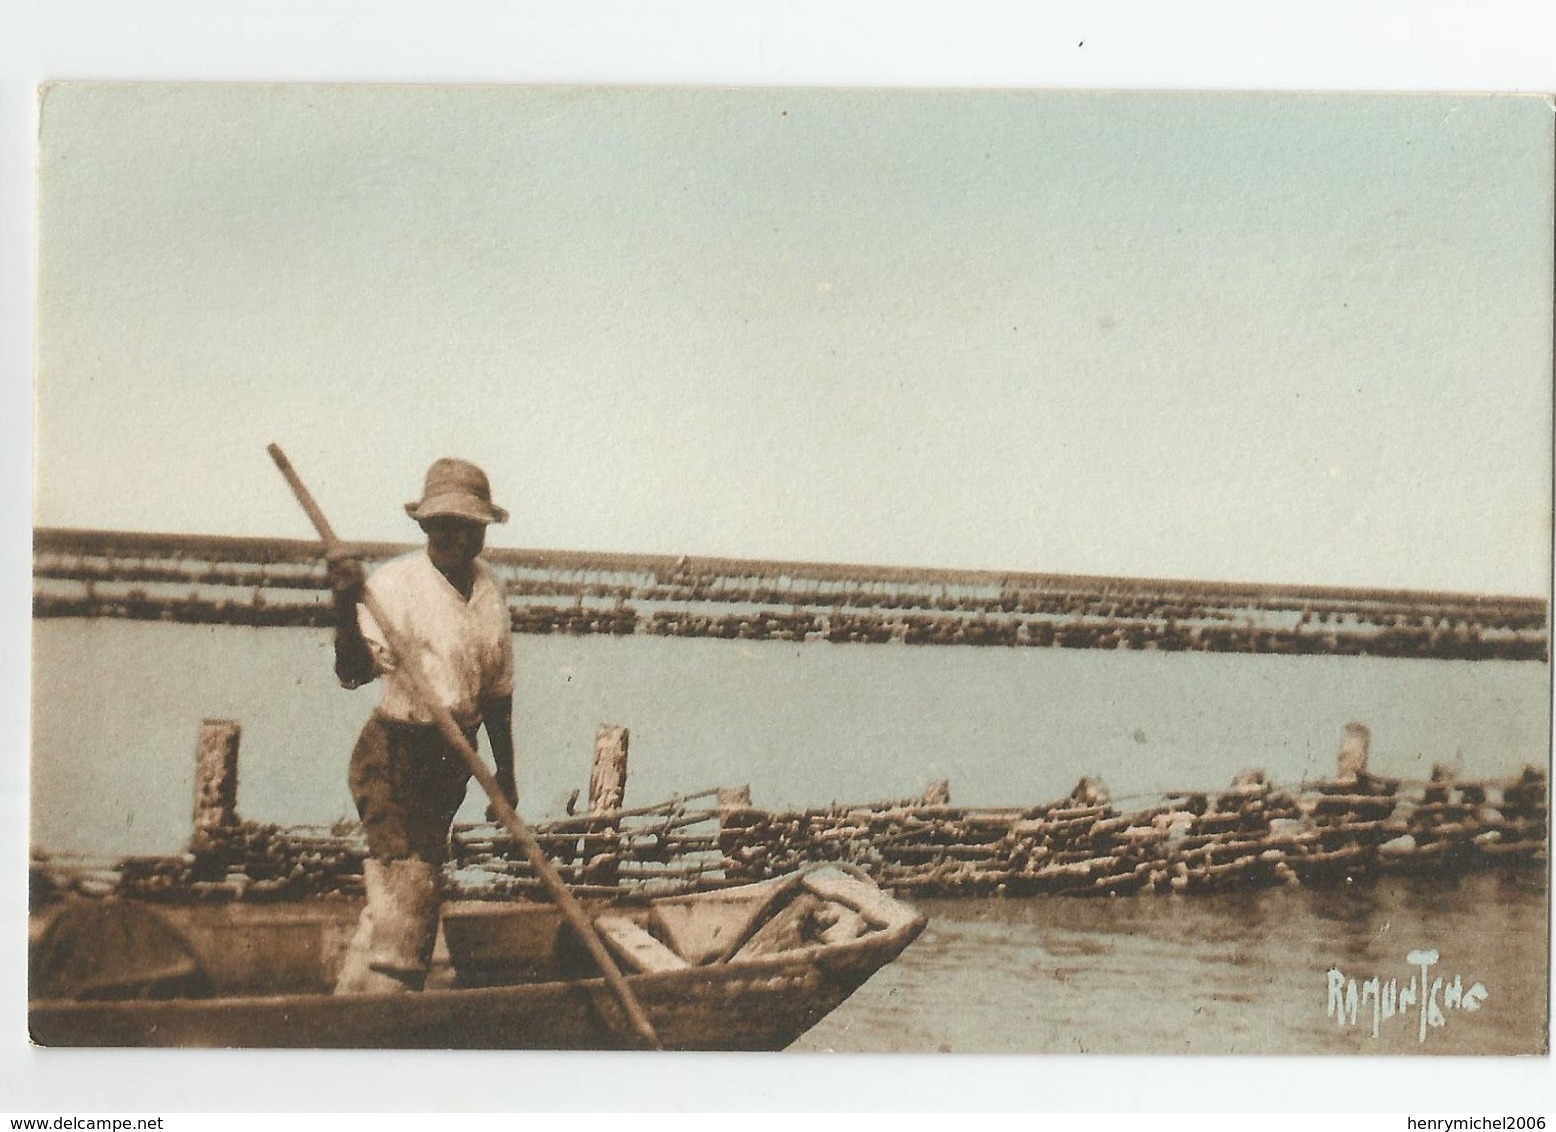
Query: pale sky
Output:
[[34, 85, 1554, 595]]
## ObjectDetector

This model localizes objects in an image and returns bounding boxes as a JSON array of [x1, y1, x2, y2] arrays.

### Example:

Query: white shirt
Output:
[[355, 551, 514, 728]]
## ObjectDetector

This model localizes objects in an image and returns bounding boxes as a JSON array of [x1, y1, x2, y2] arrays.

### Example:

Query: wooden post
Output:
[[590, 726, 630, 812], [192, 719, 241, 851], [585, 725, 629, 886], [718, 785, 756, 881], [1338, 722, 1370, 782]]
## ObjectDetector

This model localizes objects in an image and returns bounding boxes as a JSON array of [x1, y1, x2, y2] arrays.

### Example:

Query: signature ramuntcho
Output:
[[1327, 949, 1487, 1043]]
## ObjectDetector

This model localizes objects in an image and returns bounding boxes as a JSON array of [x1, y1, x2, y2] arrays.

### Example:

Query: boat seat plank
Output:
[[595, 915, 689, 974], [650, 900, 772, 966], [802, 870, 898, 929]]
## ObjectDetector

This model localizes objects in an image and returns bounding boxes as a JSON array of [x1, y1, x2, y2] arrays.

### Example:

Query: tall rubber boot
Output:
[[333, 902, 390, 995], [368, 858, 441, 992], [334, 859, 440, 994]]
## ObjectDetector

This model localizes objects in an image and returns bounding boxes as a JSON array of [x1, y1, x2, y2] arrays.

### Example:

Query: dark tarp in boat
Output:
[[31, 901, 210, 1001]]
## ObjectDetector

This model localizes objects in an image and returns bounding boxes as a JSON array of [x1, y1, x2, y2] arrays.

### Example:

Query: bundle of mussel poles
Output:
[[716, 766, 1549, 897], [35, 790, 734, 905], [31, 768, 1547, 905]]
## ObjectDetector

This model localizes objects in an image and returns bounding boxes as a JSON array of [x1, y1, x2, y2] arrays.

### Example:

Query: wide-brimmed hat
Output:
[[404, 458, 509, 524]]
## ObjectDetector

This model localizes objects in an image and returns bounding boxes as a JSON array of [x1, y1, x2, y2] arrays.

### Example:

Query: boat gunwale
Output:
[[29, 873, 928, 1018]]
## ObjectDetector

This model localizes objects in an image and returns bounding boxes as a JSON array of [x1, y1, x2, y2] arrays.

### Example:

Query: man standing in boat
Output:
[[327, 457, 518, 994]]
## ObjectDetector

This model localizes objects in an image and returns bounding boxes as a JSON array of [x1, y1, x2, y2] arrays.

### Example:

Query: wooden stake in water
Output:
[[192, 719, 241, 851], [1338, 722, 1371, 782], [590, 726, 630, 813], [266, 443, 662, 1051], [586, 726, 630, 887]]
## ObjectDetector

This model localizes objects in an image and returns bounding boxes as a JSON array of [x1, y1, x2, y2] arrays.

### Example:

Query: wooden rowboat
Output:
[[30, 865, 926, 1050]]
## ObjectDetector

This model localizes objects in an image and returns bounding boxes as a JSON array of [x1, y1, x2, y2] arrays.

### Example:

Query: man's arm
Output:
[[328, 555, 377, 688], [483, 694, 517, 821]]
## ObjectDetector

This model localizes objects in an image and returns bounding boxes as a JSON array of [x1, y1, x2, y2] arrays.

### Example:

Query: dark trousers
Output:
[[348, 713, 477, 865]]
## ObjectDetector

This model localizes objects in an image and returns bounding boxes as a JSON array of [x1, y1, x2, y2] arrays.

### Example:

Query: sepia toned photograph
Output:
[[25, 81, 1551, 1061]]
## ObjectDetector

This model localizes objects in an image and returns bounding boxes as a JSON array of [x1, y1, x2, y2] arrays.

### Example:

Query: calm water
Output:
[[30, 620, 1551, 1055], [797, 871, 1549, 1055], [31, 621, 1549, 857]]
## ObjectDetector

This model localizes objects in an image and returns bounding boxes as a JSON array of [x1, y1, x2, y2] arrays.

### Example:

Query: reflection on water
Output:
[[793, 872, 1548, 1055]]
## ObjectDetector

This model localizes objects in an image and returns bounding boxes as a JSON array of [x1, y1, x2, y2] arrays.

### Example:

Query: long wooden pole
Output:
[[266, 444, 661, 1050]]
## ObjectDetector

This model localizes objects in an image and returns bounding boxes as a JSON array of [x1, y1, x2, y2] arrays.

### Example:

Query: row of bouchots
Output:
[[40, 791, 735, 905], [39, 592, 1544, 661], [715, 766, 1548, 896], [35, 765, 1547, 906], [35, 546, 1549, 634]]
